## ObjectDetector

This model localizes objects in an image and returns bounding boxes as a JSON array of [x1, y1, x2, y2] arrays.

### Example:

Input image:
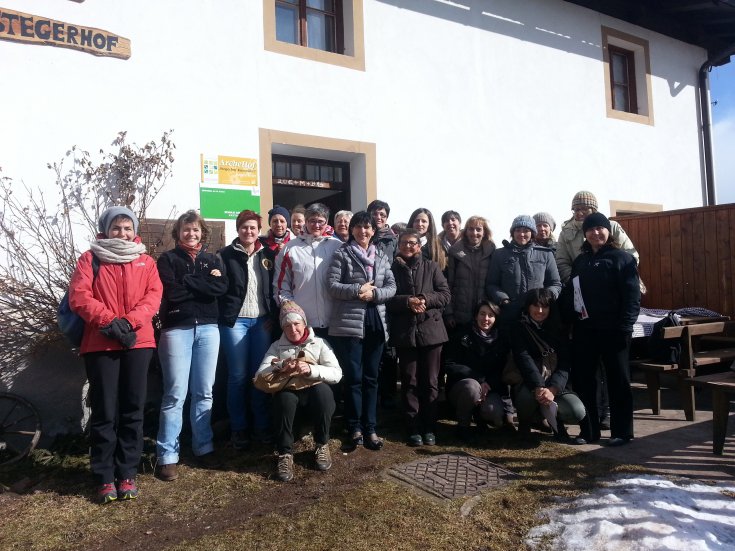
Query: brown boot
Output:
[[157, 463, 178, 482]]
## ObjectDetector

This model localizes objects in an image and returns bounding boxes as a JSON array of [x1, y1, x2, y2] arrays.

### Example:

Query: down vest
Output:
[[326, 243, 396, 340], [445, 239, 496, 325], [69, 246, 162, 354], [387, 255, 450, 348]]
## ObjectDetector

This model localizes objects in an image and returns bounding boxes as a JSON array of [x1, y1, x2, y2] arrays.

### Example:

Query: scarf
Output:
[[375, 225, 395, 241], [349, 241, 376, 280], [288, 326, 310, 346], [263, 230, 290, 252], [179, 242, 202, 260], [90, 237, 146, 263], [472, 324, 498, 345], [521, 312, 544, 330]]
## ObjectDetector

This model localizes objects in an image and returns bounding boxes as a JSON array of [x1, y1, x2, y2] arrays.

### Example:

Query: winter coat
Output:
[[69, 244, 162, 354], [568, 244, 641, 334], [255, 329, 342, 386], [373, 225, 398, 261], [509, 314, 572, 392], [326, 243, 397, 340], [273, 234, 342, 329], [445, 239, 496, 325], [157, 247, 228, 328], [443, 326, 510, 394], [218, 239, 276, 327], [387, 255, 450, 348], [556, 218, 638, 283], [485, 240, 561, 311]]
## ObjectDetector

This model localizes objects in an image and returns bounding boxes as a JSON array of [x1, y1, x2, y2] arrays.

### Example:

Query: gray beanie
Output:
[[533, 212, 556, 232], [510, 214, 536, 236], [98, 206, 139, 236]]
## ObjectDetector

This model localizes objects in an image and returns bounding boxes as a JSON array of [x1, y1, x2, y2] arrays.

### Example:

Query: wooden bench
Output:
[[635, 322, 735, 420], [688, 371, 735, 455]]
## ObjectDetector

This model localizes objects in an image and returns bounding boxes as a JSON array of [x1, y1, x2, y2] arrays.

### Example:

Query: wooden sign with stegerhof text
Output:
[[0, 8, 131, 59]]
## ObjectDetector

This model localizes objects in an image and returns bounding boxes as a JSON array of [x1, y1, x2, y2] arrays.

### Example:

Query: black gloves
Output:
[[100, 318, 136, 349]]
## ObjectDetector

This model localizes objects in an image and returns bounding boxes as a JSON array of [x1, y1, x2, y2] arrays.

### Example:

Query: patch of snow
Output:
[[526, 475, 735, 550]]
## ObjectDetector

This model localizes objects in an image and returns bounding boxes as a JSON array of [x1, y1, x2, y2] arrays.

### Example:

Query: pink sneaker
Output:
[[97, 483, 117, 504], [116, 478, 138, 500]]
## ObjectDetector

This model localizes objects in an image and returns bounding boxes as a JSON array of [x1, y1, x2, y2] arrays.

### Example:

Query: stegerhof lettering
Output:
[[0, 8, 131, 59]]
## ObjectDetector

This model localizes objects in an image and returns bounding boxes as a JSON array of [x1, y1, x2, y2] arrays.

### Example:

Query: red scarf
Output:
[[289, 326, 310, 346], [179, 242, 202, 260]]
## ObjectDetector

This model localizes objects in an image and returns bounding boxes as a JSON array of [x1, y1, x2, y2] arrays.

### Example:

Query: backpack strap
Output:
[[91, 253, 100, 280]]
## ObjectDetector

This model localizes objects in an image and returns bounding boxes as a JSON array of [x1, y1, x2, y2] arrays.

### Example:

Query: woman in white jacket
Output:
[[254, 301, 342, 482]]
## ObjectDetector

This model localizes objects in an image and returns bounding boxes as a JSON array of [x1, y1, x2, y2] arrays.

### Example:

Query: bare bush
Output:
[[0, 131, 175, 372]]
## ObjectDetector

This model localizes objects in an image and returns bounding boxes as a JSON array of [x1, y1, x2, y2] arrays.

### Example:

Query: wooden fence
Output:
[[613, 204, 735, 318]]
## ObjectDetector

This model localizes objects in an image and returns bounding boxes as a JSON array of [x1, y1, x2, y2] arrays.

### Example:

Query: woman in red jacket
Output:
[[69, 206, 162, 504]]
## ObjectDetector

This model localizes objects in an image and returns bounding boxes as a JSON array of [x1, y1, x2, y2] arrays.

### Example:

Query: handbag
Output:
[[501, 324, 558, 385], [253, 350, 322, 394]]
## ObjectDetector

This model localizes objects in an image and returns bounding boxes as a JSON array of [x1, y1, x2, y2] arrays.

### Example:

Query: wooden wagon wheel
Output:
[[0, 392, 42, 468]]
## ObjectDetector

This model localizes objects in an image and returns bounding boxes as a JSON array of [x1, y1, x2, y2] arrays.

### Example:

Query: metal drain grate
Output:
[[386, 453, 520, 500]]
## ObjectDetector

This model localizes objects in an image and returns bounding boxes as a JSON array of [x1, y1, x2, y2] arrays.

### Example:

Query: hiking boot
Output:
[[422, 432, 436, 446], [315, 444, 332, 471], [231, 430, 250, 450], [407, 434, 423, 447], [116, 479, 138, 500], [157, 463, 178, 482], [276, 453, 294, 482], [97, 483, 117, 504]]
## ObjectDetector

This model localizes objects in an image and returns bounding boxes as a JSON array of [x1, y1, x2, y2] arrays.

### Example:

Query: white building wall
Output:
[[0, 0, 707, 237]]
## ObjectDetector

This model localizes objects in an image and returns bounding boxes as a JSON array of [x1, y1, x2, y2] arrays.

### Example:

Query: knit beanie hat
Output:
[[98, 206, 139, 236], [571, 191, 598, 211], [510, 215, 537, 236], [582, 212, 612, 233], [268, 205, 290, 224], [533, 212, 556, 232], [279, 301, 307, 328]]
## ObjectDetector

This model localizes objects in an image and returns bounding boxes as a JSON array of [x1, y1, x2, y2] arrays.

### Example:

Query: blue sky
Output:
[[711, 61, 735, 204]]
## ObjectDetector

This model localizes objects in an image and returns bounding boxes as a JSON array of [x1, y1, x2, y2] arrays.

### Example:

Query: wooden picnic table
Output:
[[688, 371, 735, 455]]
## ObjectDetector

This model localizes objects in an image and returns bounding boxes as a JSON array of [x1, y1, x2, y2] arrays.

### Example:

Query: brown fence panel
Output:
[[613, 203, 735, 318]]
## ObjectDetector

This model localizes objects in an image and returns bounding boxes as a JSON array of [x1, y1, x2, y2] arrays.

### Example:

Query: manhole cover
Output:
[[385, 453, 520, 500]]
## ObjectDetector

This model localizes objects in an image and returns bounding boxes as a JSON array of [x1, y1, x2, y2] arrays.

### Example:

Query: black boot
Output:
[[554, 422, 586, 445]]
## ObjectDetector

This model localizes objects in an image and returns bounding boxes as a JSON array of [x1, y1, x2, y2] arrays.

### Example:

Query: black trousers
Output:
[[571, 325, 633, 442], [398, 344, 443, 435], [84, 348, 152, 484], [272, 383, 335, 455]]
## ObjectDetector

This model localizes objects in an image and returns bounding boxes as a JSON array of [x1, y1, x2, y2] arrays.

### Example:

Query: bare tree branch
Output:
[[0, 131, 175, 374]]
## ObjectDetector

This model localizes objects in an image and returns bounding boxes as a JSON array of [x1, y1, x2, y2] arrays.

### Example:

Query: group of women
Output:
[[68, 195, 640, 502]]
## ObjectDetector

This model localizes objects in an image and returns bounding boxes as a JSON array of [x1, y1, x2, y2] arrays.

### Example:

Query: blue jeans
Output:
[[219, 316, 272, 435], [333, 331, 385, 435], [156, 324, 220, 464]]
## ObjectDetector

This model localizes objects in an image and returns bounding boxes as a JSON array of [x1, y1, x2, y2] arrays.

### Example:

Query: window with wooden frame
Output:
[[609, 45, 638, 114], [275, 0, 343, 54], [601, 26, 653, 125]]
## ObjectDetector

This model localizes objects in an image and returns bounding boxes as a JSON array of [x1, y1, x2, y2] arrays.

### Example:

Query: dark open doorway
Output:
[[271, 155, 352, 223]]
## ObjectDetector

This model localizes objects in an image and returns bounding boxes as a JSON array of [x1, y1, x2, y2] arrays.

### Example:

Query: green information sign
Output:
[[199, 187, 260, 220]]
